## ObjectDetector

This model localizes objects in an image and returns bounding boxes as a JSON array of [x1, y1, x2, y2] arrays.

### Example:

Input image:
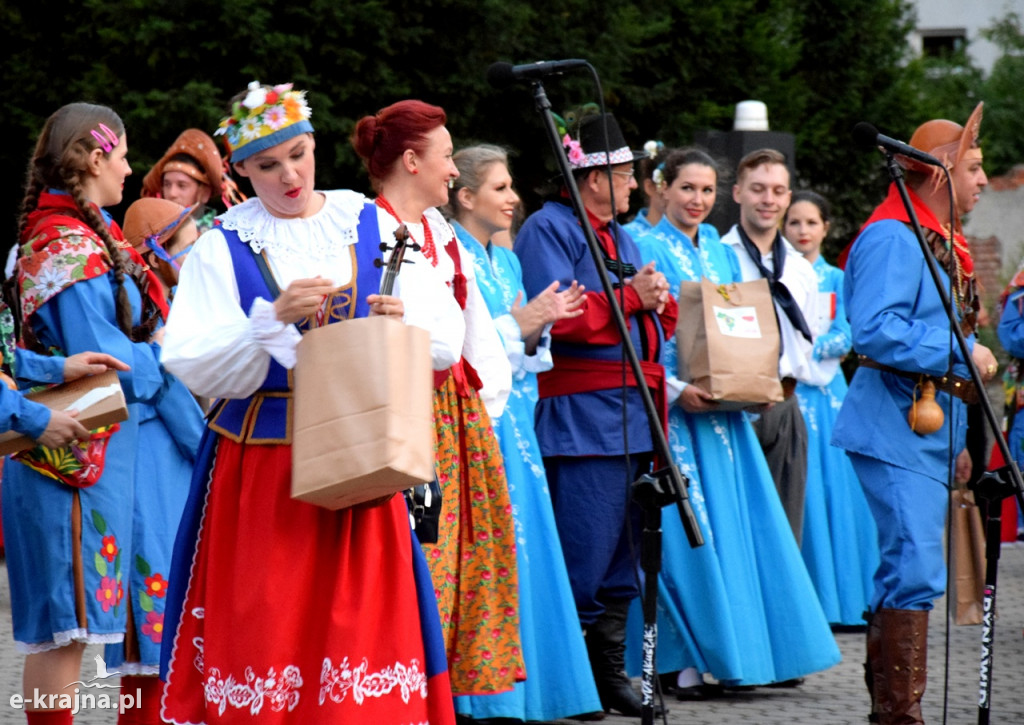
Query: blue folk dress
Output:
[[3, 193, 168, 654], [452, 222, 601, 721], [628, 218, 840, 684], [105, 327, 204, 674], [795, 256, 879, 626]]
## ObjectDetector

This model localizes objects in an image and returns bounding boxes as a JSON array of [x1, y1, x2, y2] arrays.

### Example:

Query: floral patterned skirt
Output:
[[422, 376, 524, 695], [161, 437, 454, 724]]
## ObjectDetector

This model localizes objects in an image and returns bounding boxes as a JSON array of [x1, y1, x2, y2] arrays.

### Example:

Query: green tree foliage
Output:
[[980, 12, 1024, 176], [0, 0, 1012, 266]]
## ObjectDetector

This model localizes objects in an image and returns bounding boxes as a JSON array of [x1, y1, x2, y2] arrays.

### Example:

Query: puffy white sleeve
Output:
[[161, 228, 299, 399]]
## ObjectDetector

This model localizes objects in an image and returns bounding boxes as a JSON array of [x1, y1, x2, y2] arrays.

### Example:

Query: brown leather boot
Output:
[[865, 611, 882, 722], [876, 608, 928, 725]]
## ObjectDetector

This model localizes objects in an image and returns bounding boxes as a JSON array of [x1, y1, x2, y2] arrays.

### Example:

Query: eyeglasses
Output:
[[610, 170, 635, 181]]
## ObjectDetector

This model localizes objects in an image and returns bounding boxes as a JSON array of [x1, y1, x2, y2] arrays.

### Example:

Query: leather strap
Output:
[[857, 355, 979, 405]]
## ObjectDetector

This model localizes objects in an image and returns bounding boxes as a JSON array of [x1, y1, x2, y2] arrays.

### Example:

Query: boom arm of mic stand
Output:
[[529, 80, 703, 548], [884, 154, 1024, 508]]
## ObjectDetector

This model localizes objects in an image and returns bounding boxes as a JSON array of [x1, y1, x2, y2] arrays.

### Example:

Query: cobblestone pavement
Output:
[[2, 545, 1024, 724]]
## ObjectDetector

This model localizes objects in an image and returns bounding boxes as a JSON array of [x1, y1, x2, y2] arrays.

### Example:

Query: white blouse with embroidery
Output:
[[161, 190, 465, 400]]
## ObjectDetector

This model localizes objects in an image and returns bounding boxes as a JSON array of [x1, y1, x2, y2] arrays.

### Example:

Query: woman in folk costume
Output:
[[444, 144, 602, 721], [630, 148, 839, 695], [622, 140, 669, 239], [783, 190, 879, 627], [833, 103, 995, 724], [97, 198, 204, 725], [351, 102, 521, 697], [158, 82, 457, 724], [4, 102, 175, 725]]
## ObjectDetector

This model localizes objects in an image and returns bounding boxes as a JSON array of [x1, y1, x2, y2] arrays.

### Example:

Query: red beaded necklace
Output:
[[375, 196, 437, 266]]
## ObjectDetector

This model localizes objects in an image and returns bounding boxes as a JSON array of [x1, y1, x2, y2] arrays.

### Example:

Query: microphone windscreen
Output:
[[486, 62, 516, 88], [852, 122, 879, 147]]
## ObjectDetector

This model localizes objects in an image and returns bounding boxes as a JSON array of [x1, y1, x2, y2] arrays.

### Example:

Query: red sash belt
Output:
[[434, 357, 484, 398], [539, 354, 668, 438]]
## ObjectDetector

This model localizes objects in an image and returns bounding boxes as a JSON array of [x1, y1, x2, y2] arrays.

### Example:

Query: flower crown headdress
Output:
[[215, 81, 314, 162]]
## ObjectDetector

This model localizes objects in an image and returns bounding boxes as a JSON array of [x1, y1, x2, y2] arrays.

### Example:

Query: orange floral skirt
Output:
[[422, 375, 524, 695]]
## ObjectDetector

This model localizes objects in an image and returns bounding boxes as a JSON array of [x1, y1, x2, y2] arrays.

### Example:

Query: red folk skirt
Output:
[[161, 437, 454, 724]]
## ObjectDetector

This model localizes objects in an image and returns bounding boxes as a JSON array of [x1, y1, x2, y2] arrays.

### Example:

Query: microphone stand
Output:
[[882, 152, 1024, 725], [527, 79, 704, 725]]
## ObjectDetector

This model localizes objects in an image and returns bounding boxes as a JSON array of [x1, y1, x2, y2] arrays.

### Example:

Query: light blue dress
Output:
[[796, 256, 879, 626], [452, 223, 601, 720], [623, 207, 654, 240], [627, 218, 840, 684]]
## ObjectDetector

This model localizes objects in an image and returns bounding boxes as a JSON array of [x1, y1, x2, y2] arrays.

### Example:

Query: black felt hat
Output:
[[566, 113, 646, 170]]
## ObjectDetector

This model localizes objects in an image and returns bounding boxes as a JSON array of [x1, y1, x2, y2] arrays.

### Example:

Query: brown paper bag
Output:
[[676, 277, 784, 411], [949, 489, 987, 625], [291, 316, 435, 510]]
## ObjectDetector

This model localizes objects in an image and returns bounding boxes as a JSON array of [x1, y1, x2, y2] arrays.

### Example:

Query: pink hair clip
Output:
[[90, 123, 119, 153]]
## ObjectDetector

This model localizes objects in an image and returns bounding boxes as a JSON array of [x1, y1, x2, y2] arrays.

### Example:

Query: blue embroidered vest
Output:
[[207, 202, 383, 444]]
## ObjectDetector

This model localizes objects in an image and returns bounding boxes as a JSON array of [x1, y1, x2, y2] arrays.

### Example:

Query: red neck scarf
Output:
[[840, 182, 973, 278]]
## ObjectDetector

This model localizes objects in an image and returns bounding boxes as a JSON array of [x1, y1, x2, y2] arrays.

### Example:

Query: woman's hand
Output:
[[676, 383, 719, 413], [274, 277, 336, 325], [63, 352, 130, 381], [35, 409, 89, 449], [367, 294, 404, 318], [510, 280, 587, 340]]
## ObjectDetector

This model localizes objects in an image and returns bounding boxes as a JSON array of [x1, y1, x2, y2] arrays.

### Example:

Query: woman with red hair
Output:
[[352, 100, 521, 698]]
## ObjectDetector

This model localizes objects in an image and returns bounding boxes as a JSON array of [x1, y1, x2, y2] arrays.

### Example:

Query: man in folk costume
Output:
[[832, 102, 997, 724], [721, 148, 820, 547], [142, 128, 245, 233], [513, 112, 676, 717]]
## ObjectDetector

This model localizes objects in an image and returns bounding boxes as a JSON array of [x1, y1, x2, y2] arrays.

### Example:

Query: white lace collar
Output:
[[217, 189, 368, 262]]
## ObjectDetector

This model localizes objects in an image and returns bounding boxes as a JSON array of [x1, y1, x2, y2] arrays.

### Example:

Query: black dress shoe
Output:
[[766, 677, 805, 688], [675, 682, 725, 701]]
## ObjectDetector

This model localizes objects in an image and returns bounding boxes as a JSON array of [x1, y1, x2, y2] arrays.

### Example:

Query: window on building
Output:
[[920, 28, 967, 59]]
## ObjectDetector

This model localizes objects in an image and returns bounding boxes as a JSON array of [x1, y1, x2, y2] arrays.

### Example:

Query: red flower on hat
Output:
[[265, 90, 280, 105]]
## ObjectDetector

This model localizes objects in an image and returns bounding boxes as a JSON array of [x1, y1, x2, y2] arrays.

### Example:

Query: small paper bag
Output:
[[950, 488, 987, 625], [676, 277, 783, 411], [291, 316, 434, 510]]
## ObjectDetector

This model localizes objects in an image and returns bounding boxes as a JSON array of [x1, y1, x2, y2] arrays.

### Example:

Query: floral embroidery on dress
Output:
[[90, 510, 122, 615], [135, 553, 168, 643], [319, 657, 428, 705], [205, 664, 303, 716], [141, 611, 164, 644]]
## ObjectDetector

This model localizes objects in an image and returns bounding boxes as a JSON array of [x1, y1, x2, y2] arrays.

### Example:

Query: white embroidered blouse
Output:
[[161, 190, 472, 402]]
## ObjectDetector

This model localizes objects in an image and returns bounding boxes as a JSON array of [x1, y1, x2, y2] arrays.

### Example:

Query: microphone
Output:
[[486, 59, 589, 88], [852, 122, 945, 167]]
